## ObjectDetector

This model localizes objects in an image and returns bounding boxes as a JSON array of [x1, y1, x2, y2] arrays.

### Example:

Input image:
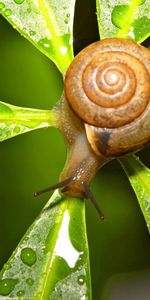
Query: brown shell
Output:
[[65, 38, 150, 157]]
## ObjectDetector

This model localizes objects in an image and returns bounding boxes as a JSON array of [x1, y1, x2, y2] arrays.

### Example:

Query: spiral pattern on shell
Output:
[[65, 38, 150, 128]]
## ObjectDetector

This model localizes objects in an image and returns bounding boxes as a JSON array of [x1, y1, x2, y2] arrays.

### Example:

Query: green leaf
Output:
[[96, 0, 150, 43], [0, 101, 57, 141], [119, 155, 150, 232], [0, 0, 76, 74], [0, 191, 91, 299]]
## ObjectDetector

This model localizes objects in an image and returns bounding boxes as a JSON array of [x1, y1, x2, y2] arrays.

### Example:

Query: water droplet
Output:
[[26, 278, 34, 286], [27, 7, 31, 13], [3, 263, 11, 270], [0, 279, 17, 296], [21, 247, 37, 266], [64, 19, 68, 24], [14, 126, 20, 134], [144, 8, 148, 13], [4, 8, 12, 16], [39, 38, 51, 48], [111, 5, 130, 29], [42, 245, 46, 252], [17, 290, 24, 297], [0, 2, 5, 10], [30, 30, 36, 36], [14, 0, 24, 3], [64, 13, 70, 24], [77, 275, 85, 285]]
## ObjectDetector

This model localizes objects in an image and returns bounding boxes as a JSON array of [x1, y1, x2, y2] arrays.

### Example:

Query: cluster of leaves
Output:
[[0, 0, 150, 299]]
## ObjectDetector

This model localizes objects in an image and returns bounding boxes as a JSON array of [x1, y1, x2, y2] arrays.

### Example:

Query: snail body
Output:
[[36, 38, 150, 216]]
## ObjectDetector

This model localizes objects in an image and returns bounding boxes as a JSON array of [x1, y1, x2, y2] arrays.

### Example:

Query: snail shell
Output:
[[65, 38, 150, 157]]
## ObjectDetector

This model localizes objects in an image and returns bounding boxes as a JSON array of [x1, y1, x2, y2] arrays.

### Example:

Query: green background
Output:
[[0, 1, 150, 298]]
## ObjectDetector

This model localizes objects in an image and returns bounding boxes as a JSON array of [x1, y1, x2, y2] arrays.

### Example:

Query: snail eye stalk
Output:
[[82, 182, 104, 220], [33, 176, 74, 197]]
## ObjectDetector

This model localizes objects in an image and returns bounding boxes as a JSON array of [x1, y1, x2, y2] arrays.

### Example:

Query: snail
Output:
[[34, 38, 150, 219]]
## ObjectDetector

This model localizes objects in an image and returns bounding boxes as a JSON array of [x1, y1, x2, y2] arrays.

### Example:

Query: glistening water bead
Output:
[[3, 263, 11, 270], [13, 0, 25, 4], [0, 2, 5, 10], [21, 247, 37, 266], [77, 275, 85, 286], [26, 278, 34, 286], [17, 290, 25, 297], [111, 5, 130, 29], [0, 279, 17, 296], [4, 9, 12, 16]]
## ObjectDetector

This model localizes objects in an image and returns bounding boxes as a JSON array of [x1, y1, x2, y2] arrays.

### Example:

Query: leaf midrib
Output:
[[37, 0, 60, 44]]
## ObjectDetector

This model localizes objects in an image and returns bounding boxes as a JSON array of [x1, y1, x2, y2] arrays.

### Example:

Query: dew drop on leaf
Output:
[[0, 279, 17, 296], [3, 263, 11, 270], [39, 38, 51, 49], [26, 278, 34, 286], [4, 9, 12, 16], [64, 13, 70, 24], [30, 30, 36, 36], [144, 8, 148, 13], [0, 2, 5, 10], [14, 126, 21, 134], [27, 7, 31, 13], [17, 290, 24, 297], [21, 247, 37, 266], [13, 0, 24, 3], [111, 5, 130, 29], [77, 274, 85, 285]]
